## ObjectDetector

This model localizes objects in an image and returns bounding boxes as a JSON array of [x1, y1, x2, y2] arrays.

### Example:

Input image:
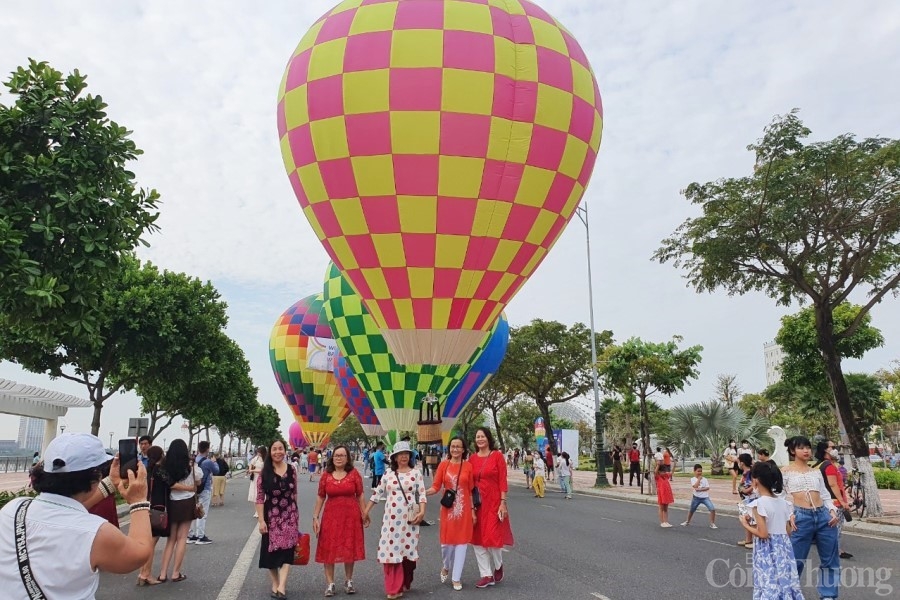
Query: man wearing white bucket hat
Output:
[[364, 441, 427, 600]]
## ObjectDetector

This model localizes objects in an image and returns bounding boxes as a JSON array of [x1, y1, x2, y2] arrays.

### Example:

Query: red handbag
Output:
[[293, 532, 310, 566]]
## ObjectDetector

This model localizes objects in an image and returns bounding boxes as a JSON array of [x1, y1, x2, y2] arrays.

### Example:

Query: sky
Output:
[[2, 1, 900, 444]]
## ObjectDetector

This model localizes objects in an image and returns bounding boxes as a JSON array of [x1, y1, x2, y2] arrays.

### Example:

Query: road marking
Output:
[[599, 517, 622, 523], [216, 526, 260, 600], [842, 530, 900, 544], [591, 593, 612, 600], [539, 504, 555, 509], [700, 538, 738, 547]]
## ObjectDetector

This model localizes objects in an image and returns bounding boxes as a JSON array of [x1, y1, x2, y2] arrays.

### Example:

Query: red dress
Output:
[[315, 469, 366, 564], [656, 472, 674, 506], [468, 451, 514, 549]]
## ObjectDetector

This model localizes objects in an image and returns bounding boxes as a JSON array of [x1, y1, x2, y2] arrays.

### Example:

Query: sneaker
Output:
[[344, 581, 356, 595], [680, 521, 689, 526], [194, 536, 212, 545], [186, 536, 197, 544], [660, 522, 672, 528], [324, 583, 335, 597], [709, 524, 718, 529], [475, 576, 495, 588], [493, 565, 504, 583]]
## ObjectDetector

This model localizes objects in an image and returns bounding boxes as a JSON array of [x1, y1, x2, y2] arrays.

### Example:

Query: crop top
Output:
[[782, 468, 836, 513]]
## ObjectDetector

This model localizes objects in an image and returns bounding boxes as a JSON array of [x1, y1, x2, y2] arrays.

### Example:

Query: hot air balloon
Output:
[[270, 294, 351, 446], [334, 354, 386, 437], [288, 421, 308, 451], [323, 262, 496, 432], [277, 0, 603, 366], [441, 313, 510, 442]]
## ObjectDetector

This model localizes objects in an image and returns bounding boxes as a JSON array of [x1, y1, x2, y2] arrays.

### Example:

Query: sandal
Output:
[[137, 577, 162, 586], [440, 568, 449, 583], [171, 574, 187, 582], [157, 576, 168, 583], [452, 582, 463, 591]]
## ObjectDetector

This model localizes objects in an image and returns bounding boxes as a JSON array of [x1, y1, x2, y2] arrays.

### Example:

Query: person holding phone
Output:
[[469, 428, 514, 589], [0, 433, 154, 598]]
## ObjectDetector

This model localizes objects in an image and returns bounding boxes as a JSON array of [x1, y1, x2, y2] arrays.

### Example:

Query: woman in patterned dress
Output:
[[256, 440, 299, 600], [312, 445, 370, 597], [425, 436, 475, 591], [469, 427, 514, 589], [363, 441, 426, 600]]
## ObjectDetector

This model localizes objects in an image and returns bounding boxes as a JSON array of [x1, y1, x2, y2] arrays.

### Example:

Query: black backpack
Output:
[[217, 457, 229, 476]]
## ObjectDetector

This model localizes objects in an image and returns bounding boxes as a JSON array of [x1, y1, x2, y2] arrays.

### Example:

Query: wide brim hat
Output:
[[390, 441, 413, 457]]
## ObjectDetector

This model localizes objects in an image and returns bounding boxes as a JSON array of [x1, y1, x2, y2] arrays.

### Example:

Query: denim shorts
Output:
[[689, 496, 715, 513]]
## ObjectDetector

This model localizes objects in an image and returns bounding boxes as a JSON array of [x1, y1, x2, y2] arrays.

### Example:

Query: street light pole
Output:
[[109, 432, 114, 451], [575, 202, 609, 488]]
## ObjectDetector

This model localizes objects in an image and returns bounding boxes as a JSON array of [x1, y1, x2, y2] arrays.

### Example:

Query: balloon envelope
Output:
[[278, 0, 603, 365], [441, 313, 509, 437], [334, 354, 386, 437], [323, 262, 494, 432], [269, 294, 351, 446], [288, 421, 307, 450]]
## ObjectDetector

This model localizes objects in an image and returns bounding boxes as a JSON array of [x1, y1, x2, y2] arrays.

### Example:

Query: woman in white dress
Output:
[[363, 441, 426, 600], [247, 446, 267, 511]]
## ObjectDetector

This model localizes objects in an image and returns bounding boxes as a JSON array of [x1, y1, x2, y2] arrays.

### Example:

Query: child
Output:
[[681, 464, 717, 528], [654, 454, 674, 527], [739, 462, 804, 600], [532, 450, 546, 498]]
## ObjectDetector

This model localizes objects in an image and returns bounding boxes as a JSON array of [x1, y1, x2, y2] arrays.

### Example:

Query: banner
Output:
[[306, 337, 338, 372]]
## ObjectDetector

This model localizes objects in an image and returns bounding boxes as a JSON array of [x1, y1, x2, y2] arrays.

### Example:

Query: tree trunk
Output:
[[90, 399, 104, 437], [815, 305, 884, 516], [536, 401, 557, 454], [217, 430, 225, 455], [639, 392, 655, 495], [490, 407, 506, 451]]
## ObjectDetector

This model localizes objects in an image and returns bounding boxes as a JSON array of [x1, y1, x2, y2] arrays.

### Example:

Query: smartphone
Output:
[[118, 438, 138, 479]]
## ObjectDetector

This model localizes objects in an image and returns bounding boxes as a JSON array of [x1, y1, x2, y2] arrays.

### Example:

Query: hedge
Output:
[[874, 469, 900, 490]]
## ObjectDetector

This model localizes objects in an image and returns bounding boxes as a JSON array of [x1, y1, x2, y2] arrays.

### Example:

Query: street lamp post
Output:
[[575, 202, 609, 488], [109, 432, 114, 451], [59, 425, 66, 435]]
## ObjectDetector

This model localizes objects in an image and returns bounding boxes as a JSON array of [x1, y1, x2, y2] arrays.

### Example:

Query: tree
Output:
[[713, 374, 743, 408], [597, 336, 702, 491], [236, 404, 282, 450], [497, 400, 541, 449], [477, 364, 523, 451], [654, 112, 900, 515], [452, 398, 489, 447], [0, 60, 159, 345], [1, 259, 228, 434], [763, 381, 839, 439], [502, 319, 612, 454], [737, 393, 778, 420], [330, 414, 366, 448], [666, 402, 770, 474], [875, 362, 900, 429]]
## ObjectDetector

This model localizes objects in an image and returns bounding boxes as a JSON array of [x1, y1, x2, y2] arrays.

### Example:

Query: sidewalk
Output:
[[0, 472, 30, 493], [508, 466, 900, 540]]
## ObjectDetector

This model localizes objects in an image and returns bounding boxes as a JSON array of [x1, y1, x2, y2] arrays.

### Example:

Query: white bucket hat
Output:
[[390, 441, 413, 457]]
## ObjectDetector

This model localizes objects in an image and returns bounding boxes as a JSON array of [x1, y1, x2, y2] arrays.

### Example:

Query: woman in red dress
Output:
[[312, 445, 370, 597], [655, 451, 675, 527], [425, 436, 475, 591], [468, 427, 514, 589]]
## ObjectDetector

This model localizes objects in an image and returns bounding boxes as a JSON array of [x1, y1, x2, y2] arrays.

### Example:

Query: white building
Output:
[[764, 342, 785, 387], [17, 416, 44, 452]]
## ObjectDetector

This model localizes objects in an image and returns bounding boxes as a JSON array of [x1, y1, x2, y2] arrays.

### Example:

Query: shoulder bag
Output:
[[14, 499, 48, 600], [148, 473, 168, 531], [440, 462, 460, 508], [394, 471, 419, 523], [472, 452, 491, 509], [193, 468, 205, 519]]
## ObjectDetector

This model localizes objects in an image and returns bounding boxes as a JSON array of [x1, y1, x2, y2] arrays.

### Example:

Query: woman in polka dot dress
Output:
[[364, 441, 426, 600]]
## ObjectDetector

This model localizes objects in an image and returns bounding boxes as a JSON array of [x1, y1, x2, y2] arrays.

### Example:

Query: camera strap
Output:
[[14, 499, 47, 599]]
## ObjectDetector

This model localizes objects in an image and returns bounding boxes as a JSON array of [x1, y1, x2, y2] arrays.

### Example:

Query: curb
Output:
[[567, 484, 900, 541]]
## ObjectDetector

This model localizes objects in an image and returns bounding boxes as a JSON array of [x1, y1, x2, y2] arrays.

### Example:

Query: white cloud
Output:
[[3, 0, 900, 438]]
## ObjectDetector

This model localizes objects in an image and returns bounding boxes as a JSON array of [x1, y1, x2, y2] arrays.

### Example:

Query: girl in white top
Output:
[[781, 435, 839, 600], [740, 461, 803, 600], [557, 452, 573, 499], [247, 446, 267, 507]]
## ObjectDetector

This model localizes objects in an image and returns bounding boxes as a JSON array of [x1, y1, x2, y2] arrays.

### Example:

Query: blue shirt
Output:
[[373, 450, 386, 476], [196, 454, 219, 491]]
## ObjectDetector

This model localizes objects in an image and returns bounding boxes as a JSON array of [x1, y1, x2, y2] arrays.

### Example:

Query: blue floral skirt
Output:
[[753, 534, 804, 599]]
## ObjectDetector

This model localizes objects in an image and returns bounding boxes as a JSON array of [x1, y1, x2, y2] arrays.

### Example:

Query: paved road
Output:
[[98, 472, 900, 599]]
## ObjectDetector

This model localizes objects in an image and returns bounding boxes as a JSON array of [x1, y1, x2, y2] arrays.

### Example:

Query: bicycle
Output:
[[848, 469, 866, 518]]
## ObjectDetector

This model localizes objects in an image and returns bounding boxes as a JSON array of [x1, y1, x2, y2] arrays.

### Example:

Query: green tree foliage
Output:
[[597, 336, 702, 480], [0, 60, 160, 343], [666, 402, 770, 474], [1, 259, 228, 434], [329, 414, 366, 448], [235, 404, 282, 450], [451, 397, 488, 447], [654, 110, 900, 488], [477, 362, 523, 452], [497, 399, 541, 449], [875, 362, 900, 427], [502, 319, 612, 453], [713, 374, 743, 408]]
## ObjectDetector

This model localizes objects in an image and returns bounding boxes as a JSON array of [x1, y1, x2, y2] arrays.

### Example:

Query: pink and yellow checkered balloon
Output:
[[278, 0, 603, 365]]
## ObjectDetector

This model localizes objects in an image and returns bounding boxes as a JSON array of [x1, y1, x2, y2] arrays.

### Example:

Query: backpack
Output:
[[196, 457, 210, 493], [217, 457, 230, 476]]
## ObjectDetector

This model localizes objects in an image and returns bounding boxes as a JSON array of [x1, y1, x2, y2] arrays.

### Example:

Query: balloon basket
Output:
[[417, 422, 442, 445]]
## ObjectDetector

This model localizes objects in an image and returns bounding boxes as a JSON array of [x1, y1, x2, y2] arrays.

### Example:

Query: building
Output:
[[17, 417, 45, 452], [764, 342, 785, 387]]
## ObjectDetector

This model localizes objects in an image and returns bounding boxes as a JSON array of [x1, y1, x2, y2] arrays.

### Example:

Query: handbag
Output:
[[293, 532, 311, 566], [148, 474, 168, 531], [842, 507, 853, 522], [394, 471, 420, 523], [472, 452, 491, 509], [193, 497, 205, 519], [14, 499, 48, 600], [440, 462, 461, 508]]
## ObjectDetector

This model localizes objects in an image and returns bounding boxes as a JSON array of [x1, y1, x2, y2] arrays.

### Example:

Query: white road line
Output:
[[539, 504, 555, 509], [591, 593, 612, 600], [842, 530, 900, 544], [599, 517, 622, 523], [215, 526, 261, 600], [700, 538, 739, 547]]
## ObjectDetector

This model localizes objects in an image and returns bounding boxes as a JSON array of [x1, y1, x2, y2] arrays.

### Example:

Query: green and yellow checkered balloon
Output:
[[324, 262, 493, 432]]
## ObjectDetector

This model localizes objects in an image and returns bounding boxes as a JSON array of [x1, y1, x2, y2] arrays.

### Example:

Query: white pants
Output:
[[473, 545, 503, 577], [441, 544, 468, 582]]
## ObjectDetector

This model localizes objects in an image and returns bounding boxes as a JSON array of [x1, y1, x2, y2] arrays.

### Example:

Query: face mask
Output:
[[829, 449, 839, 460]]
